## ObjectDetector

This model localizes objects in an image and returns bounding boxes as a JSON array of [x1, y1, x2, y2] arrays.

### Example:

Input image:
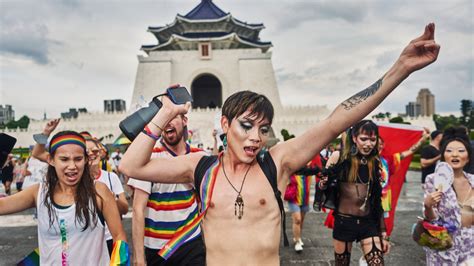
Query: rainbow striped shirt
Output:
[[380, 152, 401, 216], [127, 146, 203, 250]]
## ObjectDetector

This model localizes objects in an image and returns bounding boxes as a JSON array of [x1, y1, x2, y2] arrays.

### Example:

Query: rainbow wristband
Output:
[[142, 125, 160, 141]]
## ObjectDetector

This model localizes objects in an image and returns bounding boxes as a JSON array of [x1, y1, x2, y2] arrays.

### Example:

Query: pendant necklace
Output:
[[356, 174, 371, 211], [221, 156, 252, 219]]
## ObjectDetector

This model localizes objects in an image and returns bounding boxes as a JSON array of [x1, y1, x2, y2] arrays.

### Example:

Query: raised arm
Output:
[[211, 129, 219, 156], [32, 118, 60, 162], [119, 96, 202, 183], [273, 23, 440, 176], [400, 127, 430, 160]]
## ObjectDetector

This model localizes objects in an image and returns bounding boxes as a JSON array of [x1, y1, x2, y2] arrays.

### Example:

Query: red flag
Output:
[[377, 122, 423, 236]]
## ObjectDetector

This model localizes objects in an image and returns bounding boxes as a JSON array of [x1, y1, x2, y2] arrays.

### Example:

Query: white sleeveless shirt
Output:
[[37, 183, 109, 265]]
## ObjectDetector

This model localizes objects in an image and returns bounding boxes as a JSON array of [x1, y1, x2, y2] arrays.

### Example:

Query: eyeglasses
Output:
[[87, 149, 101, 155]]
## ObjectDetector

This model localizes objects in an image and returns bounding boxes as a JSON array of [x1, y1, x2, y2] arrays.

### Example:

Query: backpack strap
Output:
[[194, 155, 218, 202], [257, 151, 289, 247], [107, 171, 113, 193]]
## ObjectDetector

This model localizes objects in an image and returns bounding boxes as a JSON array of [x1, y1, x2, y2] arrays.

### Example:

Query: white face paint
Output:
[[443, 140, 469, 171], [224, 110, 270, 163]]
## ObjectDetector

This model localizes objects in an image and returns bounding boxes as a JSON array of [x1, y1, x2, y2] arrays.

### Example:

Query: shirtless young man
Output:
[[120, 24, 440, 265]]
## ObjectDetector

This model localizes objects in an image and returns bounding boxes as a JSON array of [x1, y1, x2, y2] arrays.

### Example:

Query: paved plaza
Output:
[[0, 171, 427, 265]]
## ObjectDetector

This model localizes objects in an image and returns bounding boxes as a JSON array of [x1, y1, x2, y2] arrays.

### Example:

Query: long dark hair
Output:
[[44, 131, 100, 231], [341, 120, 379, 183]]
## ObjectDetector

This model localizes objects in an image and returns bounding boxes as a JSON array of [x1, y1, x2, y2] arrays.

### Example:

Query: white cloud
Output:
[[0, 0, 472, 120]]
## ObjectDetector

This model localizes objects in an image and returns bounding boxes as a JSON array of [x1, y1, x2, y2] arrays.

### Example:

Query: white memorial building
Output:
[[131, 0, 330, 146]]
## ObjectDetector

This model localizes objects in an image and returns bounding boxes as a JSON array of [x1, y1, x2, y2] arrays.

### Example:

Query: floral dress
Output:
[[423, 162, 474, 265]]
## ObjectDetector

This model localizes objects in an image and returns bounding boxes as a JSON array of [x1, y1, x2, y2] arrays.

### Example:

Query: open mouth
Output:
[[164, 127, 177, 137], [244, 146, 259, 157], [64, 172, 79, 182], [88, 156, 99, 165], [450, 159, 460, 164], [361, 148, 373, 154]]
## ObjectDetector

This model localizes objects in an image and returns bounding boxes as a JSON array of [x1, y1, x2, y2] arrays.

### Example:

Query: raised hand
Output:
[[424, 190, 443, 209], [422, 127, 430, 139], [42, 118, 60, 136], [398, 23, 441, 73], [160, 94, 191, 117]]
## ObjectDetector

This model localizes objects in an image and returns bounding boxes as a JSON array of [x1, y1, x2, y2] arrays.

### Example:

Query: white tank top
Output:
[[37, 183, 109, 265]]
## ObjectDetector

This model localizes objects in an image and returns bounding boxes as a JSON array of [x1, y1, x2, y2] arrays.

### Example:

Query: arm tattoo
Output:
[[341, 78, 383, 110], [410, 140, 423, 152]]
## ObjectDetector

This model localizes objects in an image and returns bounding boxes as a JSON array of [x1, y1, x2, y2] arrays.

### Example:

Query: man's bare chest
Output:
[[205, 171, 279, 220]]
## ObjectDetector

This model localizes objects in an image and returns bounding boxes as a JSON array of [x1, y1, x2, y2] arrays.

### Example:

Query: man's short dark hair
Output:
[[222, 91, 274, 124], [430, 130, 442, 140]]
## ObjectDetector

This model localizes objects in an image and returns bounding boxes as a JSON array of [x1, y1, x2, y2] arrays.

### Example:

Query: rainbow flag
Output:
[[110, 240, 130, 266], [414, 221, 453, 250], [380, 153, 400, 216], [17, 248, 39, 266], [158, 155, 220, 259]]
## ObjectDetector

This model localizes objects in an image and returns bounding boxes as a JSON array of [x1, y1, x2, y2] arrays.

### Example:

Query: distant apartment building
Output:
[[0, 105, 15, 124], [406, 101, 421, 117], [104, 99, 126, 113], [416, 88, 435, 116], [61, 108, 87, 119]]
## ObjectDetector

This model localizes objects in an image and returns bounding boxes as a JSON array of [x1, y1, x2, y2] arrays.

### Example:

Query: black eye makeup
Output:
[[239, 120, 253, 133], [238, 119, 270, 136], [260, 126, 270, 136]]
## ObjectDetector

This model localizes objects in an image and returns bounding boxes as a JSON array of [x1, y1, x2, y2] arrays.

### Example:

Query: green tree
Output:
[[385, 112, 392, 119], [460, 99, 473, 129], [433, 114, 459, 130], [280, 129, 295, 141], [16, 115, 30, 128], [389, 116, 411, 124], [371, 112, 386, 119], [5, 115, 30, 129]]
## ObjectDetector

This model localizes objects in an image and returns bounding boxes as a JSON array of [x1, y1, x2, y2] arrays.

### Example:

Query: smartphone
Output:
[[167, 86, 193, 105], [0, 133, 16, 167]]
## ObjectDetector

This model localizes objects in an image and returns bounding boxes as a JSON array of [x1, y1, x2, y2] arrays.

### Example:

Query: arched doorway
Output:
[[191, 74, 222, 109]]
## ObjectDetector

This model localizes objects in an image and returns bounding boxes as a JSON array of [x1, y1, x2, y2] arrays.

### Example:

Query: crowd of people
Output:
[[0, 23, 472, 266]]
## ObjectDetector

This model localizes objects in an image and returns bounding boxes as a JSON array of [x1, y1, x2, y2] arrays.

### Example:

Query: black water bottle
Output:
[[119, 97, 163, 141]]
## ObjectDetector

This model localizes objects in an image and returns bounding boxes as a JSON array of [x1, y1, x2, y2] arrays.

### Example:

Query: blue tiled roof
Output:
[[180, 32, 271, 45], [181, 32, 229, 38], [184, 0, 227, 20]]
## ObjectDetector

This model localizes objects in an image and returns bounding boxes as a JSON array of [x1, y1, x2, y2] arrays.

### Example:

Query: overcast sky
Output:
[[0, 0, 472, 120]]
